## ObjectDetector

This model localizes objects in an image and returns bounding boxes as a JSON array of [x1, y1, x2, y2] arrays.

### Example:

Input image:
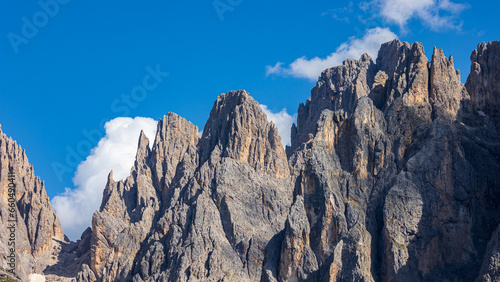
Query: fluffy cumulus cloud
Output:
[[52, 117, 157, 240], [266, 27, 397, 81], [260, 105, 296, 147], [371, 0, 468, 31]]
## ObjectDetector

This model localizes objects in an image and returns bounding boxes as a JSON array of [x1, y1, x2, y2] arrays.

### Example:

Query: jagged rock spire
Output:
[[200, 90, 289, 178]]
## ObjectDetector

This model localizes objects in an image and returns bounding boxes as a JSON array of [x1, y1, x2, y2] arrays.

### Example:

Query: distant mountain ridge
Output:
[[0, 39, 499, 281]]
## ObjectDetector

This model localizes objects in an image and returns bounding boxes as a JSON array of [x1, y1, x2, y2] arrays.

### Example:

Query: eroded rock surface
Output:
[[84, 91, 292, 281], [266, 40, 500, 282], [0, 125, 65, 281], [2, 40, 499, 282], [83, 41, 500, 282]]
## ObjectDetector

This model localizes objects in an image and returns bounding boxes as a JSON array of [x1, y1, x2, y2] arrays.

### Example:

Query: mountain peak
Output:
[[466, 40, 500, 118], [0, 125, 65, 279], [200, 90, 289, 178]]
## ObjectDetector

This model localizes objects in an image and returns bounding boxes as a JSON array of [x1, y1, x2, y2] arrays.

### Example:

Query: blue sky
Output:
[[1, 0, 499, 239]]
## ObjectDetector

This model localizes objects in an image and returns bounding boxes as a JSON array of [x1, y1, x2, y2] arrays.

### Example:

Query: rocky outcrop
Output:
[[90, 130, 162, 280], [267, 40, 500, 282], [291, 53, 378, 151], [429, 47, 467, 116], [278, 196, 317, 281], [0, 124, 65, 280], [85, 91, 293, 281], [466, 41, 500, 119], [80, 40, 500, 282], [477, 224, 500, 282]]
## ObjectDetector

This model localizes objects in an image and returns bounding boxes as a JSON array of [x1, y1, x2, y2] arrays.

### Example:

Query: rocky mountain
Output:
[[0, 125, 65, 280], [85, 95, 293, 281], [1, 39, 499, 281], [283, 40, 500, 281]]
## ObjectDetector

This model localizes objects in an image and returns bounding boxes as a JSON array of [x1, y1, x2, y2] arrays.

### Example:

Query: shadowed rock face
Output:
[[81, 41, 499, 282], [273, 40, 500, 282], [86, 91, 293, 281], [2, 40, 499, 282], [466, 41, 500, 120], [0, 125, 65, 280]]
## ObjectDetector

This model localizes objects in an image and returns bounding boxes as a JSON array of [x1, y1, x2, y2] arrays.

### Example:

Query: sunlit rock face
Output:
[[274, 40, 500, 282], [0, 125, 65, 281]]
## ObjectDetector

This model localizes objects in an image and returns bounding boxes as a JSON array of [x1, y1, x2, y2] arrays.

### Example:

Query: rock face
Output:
[[271, 40, 500, 282], [0, 125, 65, 280], [466, 41, 500, 120], [1, 40, 499, 282], [77, 40, 500, 282], [85, 92, 293, 281]]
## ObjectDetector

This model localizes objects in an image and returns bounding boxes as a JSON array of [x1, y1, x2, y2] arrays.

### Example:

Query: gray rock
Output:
[[87, 91, 292, 281], [477, 224, 500, 282], [278, 196, 318, 281], [466, 41, 500, 119], [280, 39, 500, 282], [77, 264, 96, 282], [0, 125, 65, 281]]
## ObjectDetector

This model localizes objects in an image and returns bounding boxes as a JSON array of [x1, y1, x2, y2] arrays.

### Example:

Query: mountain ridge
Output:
[[0, 39, 499, 281]]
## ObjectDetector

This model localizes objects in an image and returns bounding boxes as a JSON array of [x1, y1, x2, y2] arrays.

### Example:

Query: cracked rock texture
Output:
[[1, 40, 500, 282], [86, 92, 293, 281], [271, 40, 500, 282], [0, 125, 65, 281], [72, 40, 500, 282]]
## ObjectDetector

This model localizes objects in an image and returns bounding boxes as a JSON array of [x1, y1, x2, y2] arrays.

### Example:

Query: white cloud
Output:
[[266, 27, 397, 81], [52, 117, 157, 240], [260, 105, 296, 147], [372, 0, 467, 31], [438, 0, 467, 13], [321, 1, 354, 23], [265, 62, 284, 77]]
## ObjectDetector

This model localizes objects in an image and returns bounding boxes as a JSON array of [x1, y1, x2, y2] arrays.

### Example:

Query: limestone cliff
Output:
[[83, 92, 293, 281], [2, 39, 499, 282], [79, 40, 500, 282], [0, 125, 65, 281], [270, 40, 500, 281]]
